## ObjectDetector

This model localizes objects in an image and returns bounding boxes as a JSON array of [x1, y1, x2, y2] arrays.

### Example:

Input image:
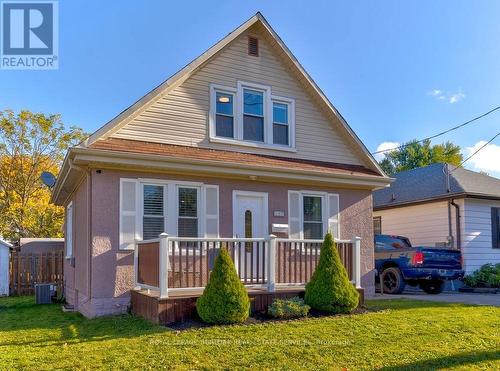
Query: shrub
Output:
[[196, 248, 250, 324], [268, 297, 310, 319], [304, 233, 359, 313], [463, 263, 500, 288]]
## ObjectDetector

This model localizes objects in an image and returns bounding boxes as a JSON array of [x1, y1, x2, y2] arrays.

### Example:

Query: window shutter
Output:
[[120, 179, 138, 250], [327, 193, 340, 239], [288, 191, 301, 238], [492, 208, 500, 249], [204, 185, 219, 238]]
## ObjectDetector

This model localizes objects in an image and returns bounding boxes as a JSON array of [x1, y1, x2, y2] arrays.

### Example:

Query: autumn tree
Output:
[[0, 109, 87, 242], [379, 139, 463, 176]]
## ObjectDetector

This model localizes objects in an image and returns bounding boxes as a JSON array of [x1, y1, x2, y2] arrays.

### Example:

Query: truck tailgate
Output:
[[420, 248, 462, 270]]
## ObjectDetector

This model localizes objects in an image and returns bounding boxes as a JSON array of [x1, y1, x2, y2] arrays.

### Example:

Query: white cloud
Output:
[[464, 141, 500, 175], [449, 91, 465, 104], [427, 88, 465, 104], [374, 141, 400, 161]]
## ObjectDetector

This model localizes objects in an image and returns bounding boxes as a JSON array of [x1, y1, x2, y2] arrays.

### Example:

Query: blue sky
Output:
[[1, 0, 499, 177]]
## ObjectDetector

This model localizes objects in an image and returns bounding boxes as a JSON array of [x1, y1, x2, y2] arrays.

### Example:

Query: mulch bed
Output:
[[166, 306, 372, 331]]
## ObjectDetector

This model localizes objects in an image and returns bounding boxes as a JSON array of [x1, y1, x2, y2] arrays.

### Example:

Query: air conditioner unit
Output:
[[35, 283, 56, 304]]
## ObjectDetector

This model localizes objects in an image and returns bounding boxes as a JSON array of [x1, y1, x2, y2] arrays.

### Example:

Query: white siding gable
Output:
[[111, 24, 368, 166]]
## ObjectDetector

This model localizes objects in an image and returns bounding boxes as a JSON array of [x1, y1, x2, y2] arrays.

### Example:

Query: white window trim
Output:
[[65, 201, 73, 259], [209, 81, 296, 152], [209, 84, 237, 140], [289, 190, 340, 239], [271, 95, 295, 148]]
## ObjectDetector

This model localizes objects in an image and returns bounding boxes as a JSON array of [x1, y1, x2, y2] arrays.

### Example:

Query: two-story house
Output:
[[51, 13, 391, 321]]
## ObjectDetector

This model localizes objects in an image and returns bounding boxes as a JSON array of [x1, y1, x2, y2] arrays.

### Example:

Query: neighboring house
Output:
[[374, 163, 500, 274], [19, 238, 64, 254], [51, 13, 391, 318], [0, 239, 13, 296]]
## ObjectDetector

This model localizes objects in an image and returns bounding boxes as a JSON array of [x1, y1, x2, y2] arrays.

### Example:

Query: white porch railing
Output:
[[135, 234, 362, 299]]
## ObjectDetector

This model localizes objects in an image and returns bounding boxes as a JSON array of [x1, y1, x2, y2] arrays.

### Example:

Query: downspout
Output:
[[451, 199, 461, 250], [444, 164, 454, 247]]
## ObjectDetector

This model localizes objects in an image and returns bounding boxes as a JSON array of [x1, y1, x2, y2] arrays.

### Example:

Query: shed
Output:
[[0, 239, 13, 296]]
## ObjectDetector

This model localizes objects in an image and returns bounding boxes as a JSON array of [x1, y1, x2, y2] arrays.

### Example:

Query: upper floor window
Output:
[[209, 81, 295, 151], [243, 89, 264, 142], [272, 102, 289, 145], [215, 92, 234, 138]]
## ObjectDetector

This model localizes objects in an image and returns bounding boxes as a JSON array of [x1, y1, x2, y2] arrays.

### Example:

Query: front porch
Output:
[[132, 235, 363, 324]]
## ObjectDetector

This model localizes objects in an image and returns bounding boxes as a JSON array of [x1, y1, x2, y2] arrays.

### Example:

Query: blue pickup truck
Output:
[[375, 234, 464, 294]]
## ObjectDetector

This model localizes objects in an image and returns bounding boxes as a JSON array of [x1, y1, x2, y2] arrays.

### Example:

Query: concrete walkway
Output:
[[371, 291, 500, 307]]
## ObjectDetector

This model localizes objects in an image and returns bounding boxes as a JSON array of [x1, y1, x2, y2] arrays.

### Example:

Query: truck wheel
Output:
[[420, 280, 444, 294], [381, 267, 406, 294]]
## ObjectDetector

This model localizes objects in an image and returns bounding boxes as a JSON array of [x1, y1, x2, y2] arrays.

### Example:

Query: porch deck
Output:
[[131, 235, 363, 324]]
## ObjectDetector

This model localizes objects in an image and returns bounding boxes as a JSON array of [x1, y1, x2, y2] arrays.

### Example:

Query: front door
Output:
[[233, 191, 268, 282]]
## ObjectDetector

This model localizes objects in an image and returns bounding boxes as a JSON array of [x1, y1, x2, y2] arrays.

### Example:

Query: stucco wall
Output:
[[64, 175, 89, 310], [83, 169, 375, 316]]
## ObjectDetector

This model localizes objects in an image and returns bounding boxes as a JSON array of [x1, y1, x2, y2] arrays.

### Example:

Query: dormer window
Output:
[[209, 81, 295, 151]]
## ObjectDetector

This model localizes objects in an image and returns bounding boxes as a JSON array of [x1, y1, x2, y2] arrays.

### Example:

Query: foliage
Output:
[[268, 296, 310, 319], [304, 233, 359, 313], [0, 109, 87, 241], [196, 248, 250, 324], [379, 139, 463, 176], [1, 296, 499, 370], [463, 263, 500, 288]]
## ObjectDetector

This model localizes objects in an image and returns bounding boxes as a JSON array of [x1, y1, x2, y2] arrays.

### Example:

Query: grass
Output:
[[0, 296, 499, 370]]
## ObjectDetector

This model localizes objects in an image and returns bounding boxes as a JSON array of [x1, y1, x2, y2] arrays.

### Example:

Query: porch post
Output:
[[134, 238, 140, 290], [159, 233, 169, 299], [267, 234, 277, 292], [352, 236, 362, 289]]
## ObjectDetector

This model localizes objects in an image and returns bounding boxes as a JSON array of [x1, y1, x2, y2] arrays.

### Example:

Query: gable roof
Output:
[[374, 163, 500, 209], [83, 12, 385, 176]]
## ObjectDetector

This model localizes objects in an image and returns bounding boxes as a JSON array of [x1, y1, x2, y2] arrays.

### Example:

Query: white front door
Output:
[[233, 191, 268, 282]]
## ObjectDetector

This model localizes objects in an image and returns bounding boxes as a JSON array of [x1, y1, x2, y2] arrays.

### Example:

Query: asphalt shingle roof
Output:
[[374, 163, 500, 209]]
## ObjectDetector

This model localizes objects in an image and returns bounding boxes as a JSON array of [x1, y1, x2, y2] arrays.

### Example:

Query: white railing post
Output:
[[159, 233, 169, 299], [134, 238, 141, 290], [267, 234, 277, 292], [352, 236, 362, 289]]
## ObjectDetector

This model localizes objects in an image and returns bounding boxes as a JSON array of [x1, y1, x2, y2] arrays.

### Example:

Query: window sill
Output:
[[65, 256, 73, 260], [209, 136, 296, 153]]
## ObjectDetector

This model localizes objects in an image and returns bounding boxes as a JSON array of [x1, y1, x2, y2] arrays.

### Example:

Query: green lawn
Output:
[[0, 297, 498, 370]]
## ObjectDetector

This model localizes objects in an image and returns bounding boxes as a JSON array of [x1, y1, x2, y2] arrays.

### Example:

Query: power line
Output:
[[372, 105, 500, 155], [451, 131, 500, 172]]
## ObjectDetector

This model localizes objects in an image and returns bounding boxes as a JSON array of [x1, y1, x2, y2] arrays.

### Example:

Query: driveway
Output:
[[372, 291, 500, 307]]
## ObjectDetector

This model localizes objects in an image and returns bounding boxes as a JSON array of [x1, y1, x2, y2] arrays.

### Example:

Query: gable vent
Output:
[[248, 36, 259, 56]]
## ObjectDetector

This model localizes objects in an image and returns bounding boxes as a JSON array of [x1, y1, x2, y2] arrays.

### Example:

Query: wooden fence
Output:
[[9, 251, 64, 295]]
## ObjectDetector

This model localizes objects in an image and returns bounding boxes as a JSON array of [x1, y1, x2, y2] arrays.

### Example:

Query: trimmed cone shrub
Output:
[[196, 248, 250, 324], [304, 233, 359, 313]]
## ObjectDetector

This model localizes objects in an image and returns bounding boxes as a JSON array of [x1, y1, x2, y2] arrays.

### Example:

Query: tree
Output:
[[379, 139, 463, 176], [0, 109, 87, 242], [196, 248, 250, 324], [304, 233, 359, 313]]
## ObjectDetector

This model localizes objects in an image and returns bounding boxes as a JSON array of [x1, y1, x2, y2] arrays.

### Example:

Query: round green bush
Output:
[[196, 248, 250, 324], [304, 233, 359, 313]]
